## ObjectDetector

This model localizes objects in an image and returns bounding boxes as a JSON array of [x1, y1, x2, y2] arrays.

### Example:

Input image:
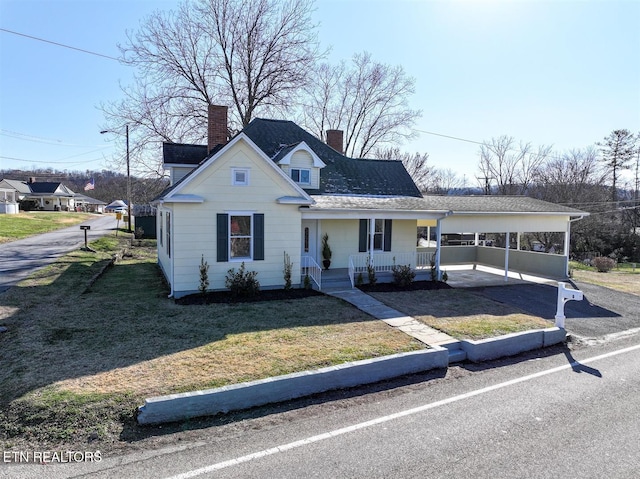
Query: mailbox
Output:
[[555, 282, 584, 328]]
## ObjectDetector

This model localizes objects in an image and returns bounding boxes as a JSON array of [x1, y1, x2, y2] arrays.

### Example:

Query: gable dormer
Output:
[[275, 142, 326, 190]]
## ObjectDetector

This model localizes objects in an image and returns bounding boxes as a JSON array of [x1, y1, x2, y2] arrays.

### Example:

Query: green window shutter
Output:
[[358, 219, 368, 252], [217, 213, 229, 262], [384, 219, 392, 252], [253, 213, 264, 260]]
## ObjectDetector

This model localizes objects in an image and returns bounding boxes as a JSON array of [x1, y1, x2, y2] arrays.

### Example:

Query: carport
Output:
[[417, 196, 589, 281]]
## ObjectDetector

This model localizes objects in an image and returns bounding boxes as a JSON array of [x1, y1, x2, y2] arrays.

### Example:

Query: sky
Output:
[[1, 0, 639, 189]]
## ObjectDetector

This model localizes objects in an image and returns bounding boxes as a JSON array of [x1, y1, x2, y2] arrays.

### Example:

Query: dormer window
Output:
[[291, 168, 311, 185]]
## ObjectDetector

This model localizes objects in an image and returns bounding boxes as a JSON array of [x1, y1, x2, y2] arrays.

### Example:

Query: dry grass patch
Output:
[[572, 269, 640, 296], [0, 234, 420, 410], [0, 212, 95, 243], [367, 289, 550, 340]]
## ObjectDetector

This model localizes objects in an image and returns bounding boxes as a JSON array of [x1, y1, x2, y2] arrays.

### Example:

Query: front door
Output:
[[301, 220, 317, 262]]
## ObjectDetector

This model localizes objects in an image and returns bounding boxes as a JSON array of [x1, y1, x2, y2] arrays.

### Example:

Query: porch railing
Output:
[[348, 251, 434, 287], [301, 255, 321, 289]]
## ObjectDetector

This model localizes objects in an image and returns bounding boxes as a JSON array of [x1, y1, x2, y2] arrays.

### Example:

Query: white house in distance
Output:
[[153, 106, 588, 299]]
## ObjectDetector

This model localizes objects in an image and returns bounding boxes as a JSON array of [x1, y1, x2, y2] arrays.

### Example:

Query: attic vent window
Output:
[[232, 168, 249, 186], [291, 168, 310, 185]]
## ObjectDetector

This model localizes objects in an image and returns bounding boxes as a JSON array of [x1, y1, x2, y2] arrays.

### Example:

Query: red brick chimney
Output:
[[326, 129, 344, 154], [208, 104, 228, 153]]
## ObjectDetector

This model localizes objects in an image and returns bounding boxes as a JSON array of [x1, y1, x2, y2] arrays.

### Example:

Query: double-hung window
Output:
[[358, 219, 392, 253], [217, 213, 264, 262], [230, 215, 252, 260], [291, 168, 311, 185]]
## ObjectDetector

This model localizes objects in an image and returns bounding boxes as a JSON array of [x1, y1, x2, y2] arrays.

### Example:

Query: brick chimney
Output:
[[208, 104, 228, 153], [326, 129, 343, 154]]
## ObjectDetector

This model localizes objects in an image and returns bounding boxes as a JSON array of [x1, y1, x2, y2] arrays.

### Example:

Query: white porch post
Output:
[[474, 232, 479, 246], [564, 221, 571, 276], [516, 232, 521, 250], [435, 218, 442, 280], [369, 217, 375, 265], [504, 231, 510, 282]]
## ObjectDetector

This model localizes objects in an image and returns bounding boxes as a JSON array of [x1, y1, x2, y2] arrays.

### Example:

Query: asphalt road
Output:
[[0, 214, 118, 293], [4, 333, 639, 478]]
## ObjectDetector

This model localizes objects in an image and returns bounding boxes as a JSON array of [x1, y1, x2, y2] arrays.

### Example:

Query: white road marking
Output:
[[166, 343, 640, 479]]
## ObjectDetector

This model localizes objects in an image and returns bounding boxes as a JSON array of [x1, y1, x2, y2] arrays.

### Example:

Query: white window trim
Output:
[[232, 168, 250, 186], [229, 212, 253, 262], [367, 219, 385, 252]]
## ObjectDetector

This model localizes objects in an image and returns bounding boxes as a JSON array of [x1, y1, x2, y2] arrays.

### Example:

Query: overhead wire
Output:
[[0, 28, 121, 62]]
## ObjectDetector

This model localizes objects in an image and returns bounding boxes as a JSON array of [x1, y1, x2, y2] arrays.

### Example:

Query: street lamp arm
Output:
[[99, 125, 132, 233]]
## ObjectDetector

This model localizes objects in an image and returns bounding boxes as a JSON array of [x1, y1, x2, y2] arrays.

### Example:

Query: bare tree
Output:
[[477, 135, 551, 195], [101, 0, 322, 176], [302, 52, 421, 158], [427, 168, 465, 195], [598, 129, 637, 202], [373, 147, 431, 191]]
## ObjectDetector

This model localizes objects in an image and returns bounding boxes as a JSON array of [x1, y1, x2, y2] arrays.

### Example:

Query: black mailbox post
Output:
[[80, 225, 90, 249]]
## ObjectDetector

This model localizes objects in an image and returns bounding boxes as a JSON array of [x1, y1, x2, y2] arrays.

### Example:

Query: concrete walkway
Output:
[[323, 265, 563, 361], [324, 286, 459, 348]]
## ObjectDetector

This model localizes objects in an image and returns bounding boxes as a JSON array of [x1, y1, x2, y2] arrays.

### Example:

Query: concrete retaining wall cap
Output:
[[138, 348, 448, 425]]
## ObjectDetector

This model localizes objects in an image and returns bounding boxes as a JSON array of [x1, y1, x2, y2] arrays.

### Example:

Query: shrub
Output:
[[592, 256, 615, 273], [199, 255, 209, 295], [391, 264, 415, 288], [134, 227, 145, 239], [430, 255, 437, 281], [303, 274, 311, 290], [225, 262, 260, 298], [356, 272, 364, 287], [283, 251, 292, 291], [366, 257, 377, 285], [442, 270, 448, 283]]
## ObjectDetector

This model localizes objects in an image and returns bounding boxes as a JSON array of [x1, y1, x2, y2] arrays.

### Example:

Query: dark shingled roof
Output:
[[28, 182, 64, 194], [163, 143, 209, 165], [242, 119, 422, 197], [160, 120, 421, 197]]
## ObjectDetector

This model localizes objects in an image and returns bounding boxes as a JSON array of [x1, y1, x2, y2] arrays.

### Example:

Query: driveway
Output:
[[467, 281, 640, 339], [0, 214, 118, 293]]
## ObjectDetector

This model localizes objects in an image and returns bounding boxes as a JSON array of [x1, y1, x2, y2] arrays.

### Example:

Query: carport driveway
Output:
[[467, 281, 640, 339]]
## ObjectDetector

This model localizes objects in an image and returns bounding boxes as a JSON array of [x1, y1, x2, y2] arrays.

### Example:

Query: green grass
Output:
[[0, 212, 95, 243]]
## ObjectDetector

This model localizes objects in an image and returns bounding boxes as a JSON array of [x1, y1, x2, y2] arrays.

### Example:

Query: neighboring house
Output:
[[74, 194, 106, 213], [0, 178, 76, 212], [0, 179, 25, 214], [153, 106, 588, 298]]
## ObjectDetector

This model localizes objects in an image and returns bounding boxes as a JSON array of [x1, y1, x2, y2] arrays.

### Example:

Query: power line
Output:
[[0, 129, 106, 148], [0, 155, 105, 165], [0, 28, 121, 62]]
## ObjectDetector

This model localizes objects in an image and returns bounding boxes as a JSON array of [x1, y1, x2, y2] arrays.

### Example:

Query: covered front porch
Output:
[[306, 260, 560, 291]]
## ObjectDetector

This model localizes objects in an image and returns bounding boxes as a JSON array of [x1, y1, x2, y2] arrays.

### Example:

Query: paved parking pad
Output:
[[469, 282, 640, 339]]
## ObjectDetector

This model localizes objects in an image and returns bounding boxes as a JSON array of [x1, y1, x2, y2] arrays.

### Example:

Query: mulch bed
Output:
[[175, 288, 323, 305], [357, 280, 452, 293]]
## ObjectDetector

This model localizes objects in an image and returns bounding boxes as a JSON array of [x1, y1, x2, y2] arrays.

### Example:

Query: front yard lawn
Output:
[[367, 289, 551, 340], [0, 235, 421, 451]]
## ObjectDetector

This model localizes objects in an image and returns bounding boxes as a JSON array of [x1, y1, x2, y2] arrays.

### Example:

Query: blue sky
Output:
[[1, 0, 639, 188]]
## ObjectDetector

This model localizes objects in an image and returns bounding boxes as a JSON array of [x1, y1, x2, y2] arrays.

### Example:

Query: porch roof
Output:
[[300, 195, 451, 220], [300, 194, 588, 219]]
